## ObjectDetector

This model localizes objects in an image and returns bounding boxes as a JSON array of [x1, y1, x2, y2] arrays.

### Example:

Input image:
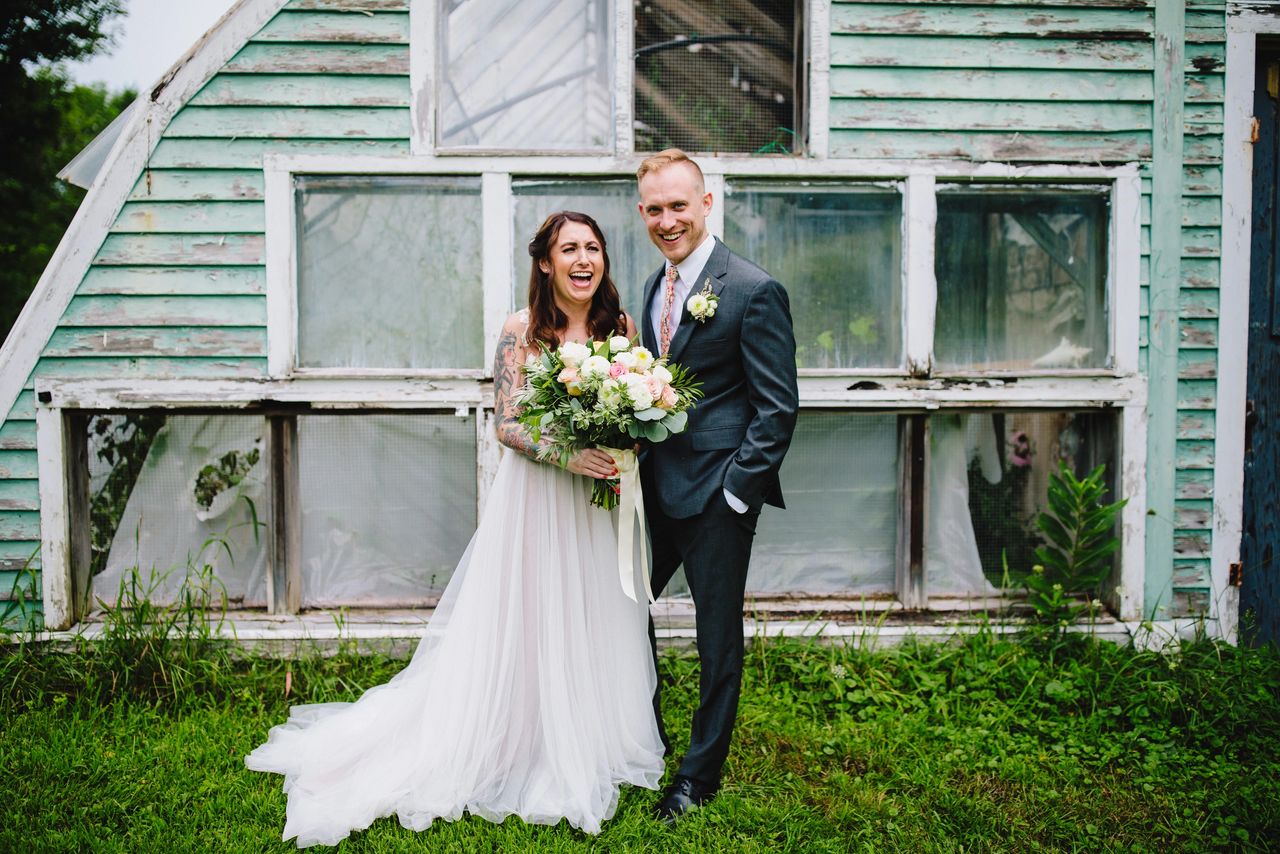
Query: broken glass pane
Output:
[[438, 0, 613, 150], [934, 187, 1110, 372], [91, 415, 271, 609], [635, 0, 798, 153], [725, 182, 902, 370], [295, 175, 484, 370]]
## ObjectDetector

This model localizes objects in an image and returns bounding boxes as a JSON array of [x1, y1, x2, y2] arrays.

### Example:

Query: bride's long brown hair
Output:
[[526, 211, 623, 348]]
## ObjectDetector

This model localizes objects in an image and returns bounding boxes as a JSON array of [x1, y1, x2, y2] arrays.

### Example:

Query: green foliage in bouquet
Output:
[[1024, 461, 1127, 631], [516, 336, 702, 509]]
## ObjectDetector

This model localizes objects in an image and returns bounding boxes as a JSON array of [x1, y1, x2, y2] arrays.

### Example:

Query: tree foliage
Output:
[[0, 1, 130, 343]]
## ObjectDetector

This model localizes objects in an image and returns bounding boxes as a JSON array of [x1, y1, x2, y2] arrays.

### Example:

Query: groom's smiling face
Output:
[[638, 162, 712, 266]]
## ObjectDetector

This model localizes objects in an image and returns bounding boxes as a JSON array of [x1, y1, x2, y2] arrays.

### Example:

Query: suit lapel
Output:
[[666, 238, 730, 364]]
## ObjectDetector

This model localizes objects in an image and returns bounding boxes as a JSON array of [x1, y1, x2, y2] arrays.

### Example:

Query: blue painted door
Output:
[[1243, 52, 1280, 646]]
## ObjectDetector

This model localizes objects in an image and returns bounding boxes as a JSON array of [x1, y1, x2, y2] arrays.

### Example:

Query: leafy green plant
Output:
[[88, 413, 164, 577], [0, 547, 41, 638], [95, 541, 232, 702], [1025, 461, 1127, 630], [193, 446, 261, 512]]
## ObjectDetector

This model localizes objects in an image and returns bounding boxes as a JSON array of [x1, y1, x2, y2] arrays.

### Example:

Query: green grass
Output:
[[2, 628, 1278, 853]]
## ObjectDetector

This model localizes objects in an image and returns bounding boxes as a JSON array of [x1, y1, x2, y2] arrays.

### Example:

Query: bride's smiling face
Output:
[[540, 221, 605, 311]]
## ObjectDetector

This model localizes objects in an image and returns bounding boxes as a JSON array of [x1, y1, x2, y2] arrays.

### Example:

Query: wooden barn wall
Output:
[[0, 0, 1227, 624]]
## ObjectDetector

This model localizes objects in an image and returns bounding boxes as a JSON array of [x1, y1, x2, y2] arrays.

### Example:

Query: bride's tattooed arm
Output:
[[493, 317, 541, 460]]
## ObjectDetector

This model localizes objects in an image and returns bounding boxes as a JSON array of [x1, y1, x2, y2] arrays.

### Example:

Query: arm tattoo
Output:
[[492, 328, 541, 460]]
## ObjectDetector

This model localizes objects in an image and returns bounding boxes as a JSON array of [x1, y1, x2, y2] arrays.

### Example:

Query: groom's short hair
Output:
[[636, 148, 704, 190]]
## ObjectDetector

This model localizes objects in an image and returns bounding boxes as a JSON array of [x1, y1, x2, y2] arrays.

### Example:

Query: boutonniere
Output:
[[686, 278, 718, 323]]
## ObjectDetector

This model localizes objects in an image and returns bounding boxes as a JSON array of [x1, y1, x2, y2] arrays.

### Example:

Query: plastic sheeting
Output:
[[92, 416, 270, 609], [438, 0, 613, 150], [926, 413, 1001, 597], [298, 414, 478, 608], [295, 175, 485, 370]]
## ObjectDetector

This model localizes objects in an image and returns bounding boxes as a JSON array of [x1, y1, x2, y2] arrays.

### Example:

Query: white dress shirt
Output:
[[649, 235, 748, 515]]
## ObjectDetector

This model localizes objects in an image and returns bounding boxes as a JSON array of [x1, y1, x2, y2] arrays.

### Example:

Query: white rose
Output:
[[580, 355, 611, 379], [614, 350, 638, 369], [687, 294, 709, 316], [622, 373, 654, 409], [631, 346, 654, 370], [609, 335, 631, 352], [651, 365, 672, 384], [558, 341, 591, 367]]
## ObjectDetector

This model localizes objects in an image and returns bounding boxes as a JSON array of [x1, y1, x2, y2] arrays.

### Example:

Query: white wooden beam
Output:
[[613, 0, 634, 156], [903, 173, 936, 377], [807, 0, 831, 159], [409, 0, 436, 155], [1118, 396, 1150, 620], [1111, 173, 1142, 375], [36, 408, 72, 630], [1213, 27, 1257, 643], [264, 164, 296, 376]]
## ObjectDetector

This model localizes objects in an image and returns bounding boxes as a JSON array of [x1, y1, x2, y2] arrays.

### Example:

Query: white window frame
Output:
[[409, 0, 828, 158]]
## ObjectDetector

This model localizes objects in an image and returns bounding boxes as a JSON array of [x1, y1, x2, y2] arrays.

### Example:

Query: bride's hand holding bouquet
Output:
[[516, 335, 701, 510]]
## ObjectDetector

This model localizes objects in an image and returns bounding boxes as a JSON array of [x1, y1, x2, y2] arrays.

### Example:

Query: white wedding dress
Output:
[[246, 450, 665, 847]]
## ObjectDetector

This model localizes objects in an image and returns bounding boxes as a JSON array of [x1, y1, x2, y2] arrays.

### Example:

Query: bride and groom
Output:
[[246, 149, 800, 846]]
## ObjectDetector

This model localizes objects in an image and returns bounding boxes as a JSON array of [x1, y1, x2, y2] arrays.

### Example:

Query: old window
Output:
[[297, 414, 477, 608], [437, 0, 613, 151], [634, 0, 802, 154], [294, 175, 484, 371], [724, 181, 902, 370], [934, 187, 1111, 374]]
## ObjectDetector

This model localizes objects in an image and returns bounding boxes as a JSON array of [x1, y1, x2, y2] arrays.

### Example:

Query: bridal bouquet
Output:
[[517, 335, 701, 510]]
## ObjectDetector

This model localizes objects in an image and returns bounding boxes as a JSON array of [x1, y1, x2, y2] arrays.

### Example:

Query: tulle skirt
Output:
[[246, 452, 664, 847]]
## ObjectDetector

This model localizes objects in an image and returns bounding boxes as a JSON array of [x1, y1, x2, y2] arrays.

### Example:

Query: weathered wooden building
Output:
[[0, 0, 1267, 643]]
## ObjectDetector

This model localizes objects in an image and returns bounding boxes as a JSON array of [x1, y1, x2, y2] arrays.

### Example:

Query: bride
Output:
[[246, 211, 665, 847]]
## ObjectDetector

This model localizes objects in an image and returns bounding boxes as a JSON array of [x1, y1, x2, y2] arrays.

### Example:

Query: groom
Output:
[[636, 149, 799, 822]]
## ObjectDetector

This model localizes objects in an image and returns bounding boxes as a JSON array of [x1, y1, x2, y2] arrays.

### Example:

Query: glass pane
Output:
[[91, 414, 271, 609], [724, 183, 903, 370], [926, 410, 1118, 595], [935, 188, 1110, 372], [295, 175, 484, 370], [298, 414, 477, 608], [635, 0, 798, 153], [511, 179, 656, 321], [748, 412, 900, 595], [438, 0, 613, 150]]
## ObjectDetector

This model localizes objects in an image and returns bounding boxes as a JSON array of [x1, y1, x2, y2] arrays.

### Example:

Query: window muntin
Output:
[[634, 1, 800, 154], [724, 181, 902, 370], [510, 179, 655, 318], [437, 0, 613, 151], [294, 175, 484, 371], [934, 186, 1111, 373], [298, 413, 477, 608]]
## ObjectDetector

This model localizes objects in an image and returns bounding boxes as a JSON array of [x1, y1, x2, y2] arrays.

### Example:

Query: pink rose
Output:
[[558, 367, 579, 384], [609, 361, 627, 379], [660, 385, 678, 409], [645, 376, 664, 398]]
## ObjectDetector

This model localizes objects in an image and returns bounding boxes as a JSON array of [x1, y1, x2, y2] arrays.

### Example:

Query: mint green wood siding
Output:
[[0, 1, 411, 624], [0, 0, 1228, 623]]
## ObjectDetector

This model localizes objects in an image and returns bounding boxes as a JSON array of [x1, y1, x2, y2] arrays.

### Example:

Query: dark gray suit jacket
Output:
[[640, 238, 799, 519]]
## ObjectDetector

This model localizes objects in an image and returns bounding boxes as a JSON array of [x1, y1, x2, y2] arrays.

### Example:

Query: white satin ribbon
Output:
[[601, 447, 654, 604]]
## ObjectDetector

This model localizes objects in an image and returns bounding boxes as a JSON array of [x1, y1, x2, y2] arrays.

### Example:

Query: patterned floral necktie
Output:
[[659, 264, 678, 356]]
